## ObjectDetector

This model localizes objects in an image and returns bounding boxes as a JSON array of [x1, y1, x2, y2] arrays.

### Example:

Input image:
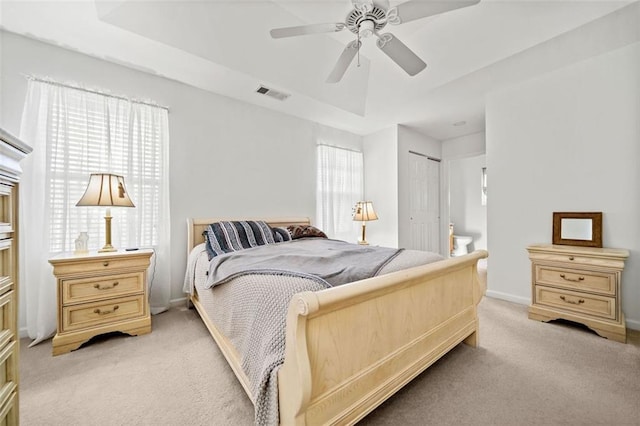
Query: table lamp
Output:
[[353, 201, 378, 245], [76, 173, 135, 252]]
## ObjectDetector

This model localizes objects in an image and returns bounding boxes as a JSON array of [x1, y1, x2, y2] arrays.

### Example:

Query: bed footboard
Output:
[[277, 250, 488, 425]]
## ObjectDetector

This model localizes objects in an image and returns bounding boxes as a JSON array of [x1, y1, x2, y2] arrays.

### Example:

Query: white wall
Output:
[[0, 31, 362, 327], [363, 127, 398, 248], [397, 125, 442, 251], [486, 42, 640, 329], [448, 154, 487, 251], [442, 132, 486, 159]]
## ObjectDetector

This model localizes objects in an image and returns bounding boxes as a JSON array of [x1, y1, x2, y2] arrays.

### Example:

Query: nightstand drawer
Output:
[[62, 273, 144, 304], [51, 255, 149, 277], [534, 266, 615, 295], [528, 251, 626, 269], [61, 295, 146, 332], [534, 285, 616, 320]]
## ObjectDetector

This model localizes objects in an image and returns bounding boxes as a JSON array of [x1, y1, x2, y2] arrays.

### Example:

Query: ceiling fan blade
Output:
[[326, 40, 361, 83], [373, 0, 390, 10], [270, 23, 346, 39], [376, 33, 426, 76], [389, 0, 480, 25], [351, 0, 373, 10]]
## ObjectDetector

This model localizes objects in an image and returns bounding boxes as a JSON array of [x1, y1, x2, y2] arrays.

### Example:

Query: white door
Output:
[[409, 152, 440, 252]]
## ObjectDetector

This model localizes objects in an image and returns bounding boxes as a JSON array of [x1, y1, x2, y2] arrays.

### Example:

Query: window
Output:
[[41, 83, 167, 252], [481, 167, 487, 206], [316, 145, 363, 241]]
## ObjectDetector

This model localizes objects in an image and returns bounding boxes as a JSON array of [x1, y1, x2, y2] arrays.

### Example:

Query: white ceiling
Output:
[[0, 0, 635, 140]]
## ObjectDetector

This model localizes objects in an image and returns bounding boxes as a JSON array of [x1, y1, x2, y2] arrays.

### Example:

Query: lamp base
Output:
[[358, 240, 369, 246], [99, 210, 117, 252]]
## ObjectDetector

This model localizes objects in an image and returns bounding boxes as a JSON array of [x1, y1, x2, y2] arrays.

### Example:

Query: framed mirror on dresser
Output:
[[0, 128, 32, 424], [552, 211, 602, 247]]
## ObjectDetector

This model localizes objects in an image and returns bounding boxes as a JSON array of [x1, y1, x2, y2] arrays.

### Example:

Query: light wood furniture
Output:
[[0, 128, 32, 425], [527, 244, 629, 343], [187, 217, 488, 425], [49, 249, 153, 356]]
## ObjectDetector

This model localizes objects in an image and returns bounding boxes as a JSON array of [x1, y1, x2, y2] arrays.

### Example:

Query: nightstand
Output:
[[49, 249, 153, 355], [527, 244, 629, 342]]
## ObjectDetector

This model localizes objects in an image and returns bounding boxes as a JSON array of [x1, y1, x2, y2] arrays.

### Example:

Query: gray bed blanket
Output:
[[205, 238, 403, 289]]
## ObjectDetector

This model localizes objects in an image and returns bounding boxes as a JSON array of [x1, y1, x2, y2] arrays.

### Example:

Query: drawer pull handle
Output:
[[103, 262, 110, 267], [568, 256, 574, 261], [94, 305, 119, 315], [560, 296, 585, 305], [559, 274, 584, 282], [94, 282, 119, 290]]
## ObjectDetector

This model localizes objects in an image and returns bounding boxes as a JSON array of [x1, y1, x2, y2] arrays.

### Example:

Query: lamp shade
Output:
[[353, 201, 378, 222], [76, 173, 135, 207]]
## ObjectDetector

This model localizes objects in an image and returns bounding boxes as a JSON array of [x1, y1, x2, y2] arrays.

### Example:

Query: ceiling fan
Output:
[[270, 0, 480, 83]]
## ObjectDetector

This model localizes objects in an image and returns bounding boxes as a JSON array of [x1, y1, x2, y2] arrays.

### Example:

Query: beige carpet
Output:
[[20, 297, 640, 425]]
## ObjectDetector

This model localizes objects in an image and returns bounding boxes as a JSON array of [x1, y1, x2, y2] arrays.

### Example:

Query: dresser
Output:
[[527, 244, 629, 343], [49, 249, 153, 356], [0, 128, 32, 425]]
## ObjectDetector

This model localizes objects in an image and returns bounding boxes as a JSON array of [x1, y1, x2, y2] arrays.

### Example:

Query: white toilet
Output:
[[452, 235, 473, 257]]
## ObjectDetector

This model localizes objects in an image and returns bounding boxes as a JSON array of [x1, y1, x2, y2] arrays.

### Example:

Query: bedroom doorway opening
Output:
[[447, 154, 487, 255], [408, 151, 440, 252]]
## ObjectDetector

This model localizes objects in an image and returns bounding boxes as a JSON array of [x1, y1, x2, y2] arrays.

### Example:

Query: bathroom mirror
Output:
[[552, 212, 602, 247]]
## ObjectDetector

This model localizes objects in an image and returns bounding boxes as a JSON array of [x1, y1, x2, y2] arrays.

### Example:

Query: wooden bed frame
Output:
[[187, 217, 488, 425]]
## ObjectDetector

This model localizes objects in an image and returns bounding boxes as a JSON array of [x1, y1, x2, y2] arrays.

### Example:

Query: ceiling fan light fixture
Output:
[[359, 20, 375, 37]]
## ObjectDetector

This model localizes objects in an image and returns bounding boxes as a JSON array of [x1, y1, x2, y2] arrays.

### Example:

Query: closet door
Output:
[[408, 152, 440, 252]]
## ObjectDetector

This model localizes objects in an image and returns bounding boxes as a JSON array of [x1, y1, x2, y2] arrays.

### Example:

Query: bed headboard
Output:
[[187, 217, 311, 255]]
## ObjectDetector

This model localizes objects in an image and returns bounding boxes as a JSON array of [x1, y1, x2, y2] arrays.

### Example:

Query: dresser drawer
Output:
[[61, 295, 146, 332], [534, 285, 616, 320], [534, 265, 615, 295], [0, 390, 16, 426], [0, 341, 17, 412], [0, 292, 15, 350], [62, 273, 144, 305], [51, 255, 150, 277]]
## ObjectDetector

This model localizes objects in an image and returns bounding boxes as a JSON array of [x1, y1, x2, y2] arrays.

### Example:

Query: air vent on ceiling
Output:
[[255, 85, 290, 101]]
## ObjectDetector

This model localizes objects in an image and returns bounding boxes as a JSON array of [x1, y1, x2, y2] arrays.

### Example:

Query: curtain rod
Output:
[[317, 143, 362, 154], [409, 150, 441, 162], [24, 74, 170, 112]]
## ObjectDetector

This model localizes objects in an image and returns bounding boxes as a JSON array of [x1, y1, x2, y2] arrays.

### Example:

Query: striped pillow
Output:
[[203, 220, 276, 259]]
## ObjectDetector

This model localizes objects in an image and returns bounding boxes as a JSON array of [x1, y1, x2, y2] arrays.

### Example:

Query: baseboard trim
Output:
[[625, 318, 640, 331], [485, 290, 530, 305], [170, 296, 188, 309], [19, 327, 29, 339]]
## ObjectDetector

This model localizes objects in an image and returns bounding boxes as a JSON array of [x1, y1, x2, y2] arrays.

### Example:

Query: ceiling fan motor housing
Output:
[[346, 6, 387, 34]]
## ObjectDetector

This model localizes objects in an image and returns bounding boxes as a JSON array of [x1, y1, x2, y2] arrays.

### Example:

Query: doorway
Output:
[[408, 151, 440, 252]]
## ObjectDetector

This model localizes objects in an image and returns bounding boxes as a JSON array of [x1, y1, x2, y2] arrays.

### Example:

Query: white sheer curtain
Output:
[[316, 144, 363, 242], [19, 79, 171, 345]]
